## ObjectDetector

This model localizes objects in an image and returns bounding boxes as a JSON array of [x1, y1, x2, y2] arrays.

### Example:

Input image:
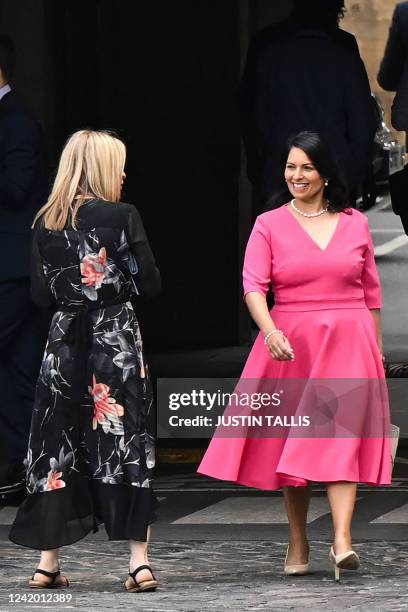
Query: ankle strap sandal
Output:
[[29, 568, 69, 589], [125, 564, 159, 592]]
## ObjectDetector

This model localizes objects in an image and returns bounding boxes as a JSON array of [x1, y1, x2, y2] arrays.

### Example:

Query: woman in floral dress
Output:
[[9, 130, 161, 593]]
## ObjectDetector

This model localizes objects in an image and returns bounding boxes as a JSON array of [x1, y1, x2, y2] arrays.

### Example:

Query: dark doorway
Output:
[[1, 0, 292, 351], [45, 0, 242, 349]]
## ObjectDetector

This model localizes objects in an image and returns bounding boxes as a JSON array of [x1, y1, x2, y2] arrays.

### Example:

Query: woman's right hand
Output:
[[266, 332, 294, 361]]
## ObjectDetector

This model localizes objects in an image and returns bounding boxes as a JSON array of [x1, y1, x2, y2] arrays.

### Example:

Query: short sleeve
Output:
[[242, 216, 272, 298], [30, 223, 53, 308], [125, 205, 161, 297], [361, 217, 382, 309]]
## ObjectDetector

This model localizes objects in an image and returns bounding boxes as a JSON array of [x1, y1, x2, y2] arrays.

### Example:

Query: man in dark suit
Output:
[[241, 0, 376, 210], [378, 0, 408, 126], [0, 36, 48, 496], [378, 2, 408, 234]]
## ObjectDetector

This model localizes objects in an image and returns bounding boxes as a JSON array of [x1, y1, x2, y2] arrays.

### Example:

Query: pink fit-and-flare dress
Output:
[[197, 204, 391, 489]]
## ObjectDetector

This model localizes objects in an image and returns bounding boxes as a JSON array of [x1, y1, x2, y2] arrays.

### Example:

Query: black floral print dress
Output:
[[9, 199, 160, 550]]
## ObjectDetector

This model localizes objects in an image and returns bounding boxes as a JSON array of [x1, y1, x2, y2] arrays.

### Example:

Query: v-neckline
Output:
[[285, 204, 342, 252]]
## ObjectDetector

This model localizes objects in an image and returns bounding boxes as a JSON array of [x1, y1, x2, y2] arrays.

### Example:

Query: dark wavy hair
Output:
[[267, 131, 349, 212], [292, 0, 346, 28]]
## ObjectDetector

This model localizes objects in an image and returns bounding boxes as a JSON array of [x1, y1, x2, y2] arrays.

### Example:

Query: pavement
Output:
[[2, 538, 408, 611], [2, 465, 408, 612]]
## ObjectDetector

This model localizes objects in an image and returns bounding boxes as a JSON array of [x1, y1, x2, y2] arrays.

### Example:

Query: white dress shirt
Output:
[[0, 83, 11, 101]]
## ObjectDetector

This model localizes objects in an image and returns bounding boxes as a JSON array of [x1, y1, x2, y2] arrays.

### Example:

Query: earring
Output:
[[324, 180, 329, 186]]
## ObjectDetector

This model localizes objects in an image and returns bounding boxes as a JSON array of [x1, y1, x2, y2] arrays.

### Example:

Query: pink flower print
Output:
[[90, 374, 124, 431], [46, 470, 66, 490], [80, 247, 107, 289]]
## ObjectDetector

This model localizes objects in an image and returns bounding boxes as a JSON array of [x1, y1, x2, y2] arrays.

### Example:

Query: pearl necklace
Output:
[[290, 199, 329, 218]]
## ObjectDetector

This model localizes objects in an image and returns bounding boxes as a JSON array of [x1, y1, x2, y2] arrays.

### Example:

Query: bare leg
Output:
[[128, 526, 154, 584], [283, 485, 311, 564], [33, 549, 60, 582], [326, 482, 357, 554]]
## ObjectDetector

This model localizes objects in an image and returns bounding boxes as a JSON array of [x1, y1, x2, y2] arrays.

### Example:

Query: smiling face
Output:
[[284, 147, 326, 203]]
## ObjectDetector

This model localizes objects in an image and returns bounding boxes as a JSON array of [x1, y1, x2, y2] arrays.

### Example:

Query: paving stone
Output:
[[1, 540, 408, 611]]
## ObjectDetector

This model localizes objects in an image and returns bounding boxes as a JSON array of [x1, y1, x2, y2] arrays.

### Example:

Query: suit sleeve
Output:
[[30, 224, 53, 308], [361, 217, 382, 309], [378, 6, 406, 91], [243, 216, 272, 298], [344, 55, 377, 188], [0, 111, 43, 210], [125, 205, 161, 297]]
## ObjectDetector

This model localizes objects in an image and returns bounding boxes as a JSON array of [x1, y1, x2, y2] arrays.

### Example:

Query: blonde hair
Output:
[[33, 129, 126, 230]]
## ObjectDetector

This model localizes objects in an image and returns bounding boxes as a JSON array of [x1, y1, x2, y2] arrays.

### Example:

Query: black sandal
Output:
[[125, 564, 159, 592], [29, 568, 69, 589]]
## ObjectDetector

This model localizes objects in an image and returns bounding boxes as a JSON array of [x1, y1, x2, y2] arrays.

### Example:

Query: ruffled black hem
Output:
[[9, 474, 158, 551], [91, 480, 158, 541]]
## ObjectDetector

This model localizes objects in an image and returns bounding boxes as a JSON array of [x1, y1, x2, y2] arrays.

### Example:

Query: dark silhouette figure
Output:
[[378, 2, 408, 235], [0, 36, 48, 491], [378, 1, 408, 135], [241, 0, 376, 211]]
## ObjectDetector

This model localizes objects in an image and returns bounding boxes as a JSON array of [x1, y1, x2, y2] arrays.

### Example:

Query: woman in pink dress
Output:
[[198, 131, 391, 581]]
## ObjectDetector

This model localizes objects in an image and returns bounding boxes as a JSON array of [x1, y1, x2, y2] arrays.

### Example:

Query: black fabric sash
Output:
[[62, 299, 129, 352], [59, 299, 130, 403]]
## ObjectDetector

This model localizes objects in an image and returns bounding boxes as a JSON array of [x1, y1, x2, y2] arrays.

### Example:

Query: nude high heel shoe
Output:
[[284, 546, 310, 575], [329, 546, 360, 582]]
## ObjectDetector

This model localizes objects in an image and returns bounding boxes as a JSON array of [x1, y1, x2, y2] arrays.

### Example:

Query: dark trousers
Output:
[[400, 213, 408, 236], [0, 279, 47, 466]]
